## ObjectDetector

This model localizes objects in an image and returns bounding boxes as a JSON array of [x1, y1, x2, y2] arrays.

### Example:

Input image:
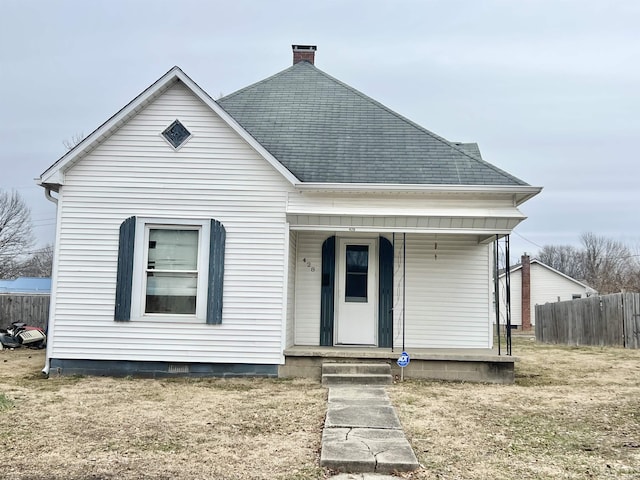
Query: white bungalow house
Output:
[[499, 254, 596, 330], [38, 45, 541, 382]]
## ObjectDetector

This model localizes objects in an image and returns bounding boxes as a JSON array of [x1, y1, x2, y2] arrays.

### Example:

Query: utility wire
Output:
[[512, 230, 545, 250]]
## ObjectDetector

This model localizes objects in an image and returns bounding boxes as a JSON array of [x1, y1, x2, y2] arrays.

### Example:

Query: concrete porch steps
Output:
[[322, 362, 393, 386]]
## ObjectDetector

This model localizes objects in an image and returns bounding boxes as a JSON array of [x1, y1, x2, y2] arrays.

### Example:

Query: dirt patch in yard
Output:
[[2, 340, 640, 479]]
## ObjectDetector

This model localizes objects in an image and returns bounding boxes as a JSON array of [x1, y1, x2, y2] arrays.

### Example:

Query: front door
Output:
[[336, 238, 377, 345]]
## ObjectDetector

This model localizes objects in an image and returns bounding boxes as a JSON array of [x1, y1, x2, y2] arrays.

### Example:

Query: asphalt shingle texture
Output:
[[218, 61, 527, 186]]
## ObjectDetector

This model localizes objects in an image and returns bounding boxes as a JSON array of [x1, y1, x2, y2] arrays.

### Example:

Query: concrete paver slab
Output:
[[322, 428, 418, 473], [328, 386, 389, 404], [321, 437, 376, 472], [323, 428, 406, 442], [325, 405, 402, 429], [348, 428, 406, 441]]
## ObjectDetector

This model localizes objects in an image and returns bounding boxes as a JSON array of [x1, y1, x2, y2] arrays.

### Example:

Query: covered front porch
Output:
[[287, 230, 511, 349], [281, 188, 526, 383]]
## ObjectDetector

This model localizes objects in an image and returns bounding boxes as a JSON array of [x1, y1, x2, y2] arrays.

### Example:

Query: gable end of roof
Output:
[[38, 67, 300, 189]]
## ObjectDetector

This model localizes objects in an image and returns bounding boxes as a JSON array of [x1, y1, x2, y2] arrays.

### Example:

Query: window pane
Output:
[[345, 245, 368, 302], [346, 245, 368, 273], [148, 229, 198, 270], [145, 228, 199, 315], [146, 272, 197, 314]]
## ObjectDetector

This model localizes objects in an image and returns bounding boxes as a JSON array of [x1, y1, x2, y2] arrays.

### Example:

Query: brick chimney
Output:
[[521, 254, 531, 330], [292, 45, 317, 65]]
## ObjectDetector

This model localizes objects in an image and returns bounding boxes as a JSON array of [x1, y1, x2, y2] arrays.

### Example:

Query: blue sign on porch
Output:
[[397, 351, 410, 368]]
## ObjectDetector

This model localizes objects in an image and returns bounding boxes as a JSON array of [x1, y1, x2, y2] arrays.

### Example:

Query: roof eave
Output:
[[295, 182, 542, 203]]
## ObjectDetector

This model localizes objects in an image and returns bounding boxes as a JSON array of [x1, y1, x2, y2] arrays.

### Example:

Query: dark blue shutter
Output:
[[378, 236, 393, 348], [114, 216, 136, 321], [206, 219, 226, 325], [320, 236, 336, 346]]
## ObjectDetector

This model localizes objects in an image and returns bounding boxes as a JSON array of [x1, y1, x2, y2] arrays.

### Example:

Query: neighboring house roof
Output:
[[501, 259, 596, 293], [218, 61, 527, 186], [0, 277, 51, 294]]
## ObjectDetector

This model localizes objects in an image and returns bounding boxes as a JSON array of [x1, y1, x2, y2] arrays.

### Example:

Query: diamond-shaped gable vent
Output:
[[162, 120, 191, 149]]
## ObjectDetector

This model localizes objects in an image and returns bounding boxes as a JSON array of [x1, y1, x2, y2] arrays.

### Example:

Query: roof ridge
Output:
[[297, 63, 527, 185]]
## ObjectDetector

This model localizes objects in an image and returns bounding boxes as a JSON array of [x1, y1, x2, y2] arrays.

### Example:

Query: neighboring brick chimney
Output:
[[292, 45, 317, 65], [521, 254, 531, 330]]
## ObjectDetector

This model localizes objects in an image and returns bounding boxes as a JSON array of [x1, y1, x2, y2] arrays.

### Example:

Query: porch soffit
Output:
[[286, 213, 525, 235]]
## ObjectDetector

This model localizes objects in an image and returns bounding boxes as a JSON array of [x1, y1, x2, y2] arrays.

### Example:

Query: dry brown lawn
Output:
[[390, 337, 640, 479], [1, 338, 639, 479], [0, 351, 326, 480]]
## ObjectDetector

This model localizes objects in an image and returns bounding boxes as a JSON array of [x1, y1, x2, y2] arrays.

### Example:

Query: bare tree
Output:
[[17, 244, 53, 277], [0, 190, 34, 278], [62, 131, 85, 151], [537, 244, 585, 281], [581, 233, 634, 294], [537, 233, 640, 294]]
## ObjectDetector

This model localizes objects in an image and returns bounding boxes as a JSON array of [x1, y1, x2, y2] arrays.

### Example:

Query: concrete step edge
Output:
[[322, 363, 392, 375], [322, 373, 393, 385]]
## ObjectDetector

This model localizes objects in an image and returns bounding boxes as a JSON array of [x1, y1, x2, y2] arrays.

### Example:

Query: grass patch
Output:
[[164, 377, 256, 391], [0, 393, 14, 412]]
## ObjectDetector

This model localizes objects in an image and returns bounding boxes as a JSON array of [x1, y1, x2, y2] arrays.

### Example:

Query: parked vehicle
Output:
[[0, 322, 46, 350]]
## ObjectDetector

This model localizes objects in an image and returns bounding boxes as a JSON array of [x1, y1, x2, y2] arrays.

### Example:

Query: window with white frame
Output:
[[114, 217, 226, 324], [135, 219, 209, 320], [145, 227, 200, 315]]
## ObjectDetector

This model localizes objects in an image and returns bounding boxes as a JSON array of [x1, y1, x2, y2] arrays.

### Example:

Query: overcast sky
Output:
[[1, 0, 638, 262]]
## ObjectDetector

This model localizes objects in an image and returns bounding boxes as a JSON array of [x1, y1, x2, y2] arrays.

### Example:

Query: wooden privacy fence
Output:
[[0, 294, 50, 330], [535, 293, 640, 348]]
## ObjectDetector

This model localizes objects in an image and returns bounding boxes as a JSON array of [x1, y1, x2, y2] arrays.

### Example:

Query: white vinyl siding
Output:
[[293, 232, 491, 348], [285, 230, 297, 348], [398, 235, 491, 348], [500, 262, 593, 326], [530, 263, 591, 310], [51, 82, 294, 364], [293, 231, 327, 345]]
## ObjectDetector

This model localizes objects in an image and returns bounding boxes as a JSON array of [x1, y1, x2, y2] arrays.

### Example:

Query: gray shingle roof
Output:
[[452, 142, 482, 159], [218, 61, 527, 186]]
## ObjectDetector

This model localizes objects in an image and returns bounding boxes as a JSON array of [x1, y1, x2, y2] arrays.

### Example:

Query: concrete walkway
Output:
[[321, 386, 420, 475]]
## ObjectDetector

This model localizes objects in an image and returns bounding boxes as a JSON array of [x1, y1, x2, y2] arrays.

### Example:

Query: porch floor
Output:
[[281, 346, 516, 384], [284, 345, 514, 362]]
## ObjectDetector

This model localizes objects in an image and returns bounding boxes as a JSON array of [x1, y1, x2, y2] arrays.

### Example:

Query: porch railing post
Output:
[[494, 235, 501, 355], [505, 234, 512, 356], [392, 232, 395, 352], [402, 232, 406, 352]]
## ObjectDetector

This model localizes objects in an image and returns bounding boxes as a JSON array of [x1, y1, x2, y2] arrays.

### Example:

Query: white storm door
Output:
[[336, 238, 377, 345]]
